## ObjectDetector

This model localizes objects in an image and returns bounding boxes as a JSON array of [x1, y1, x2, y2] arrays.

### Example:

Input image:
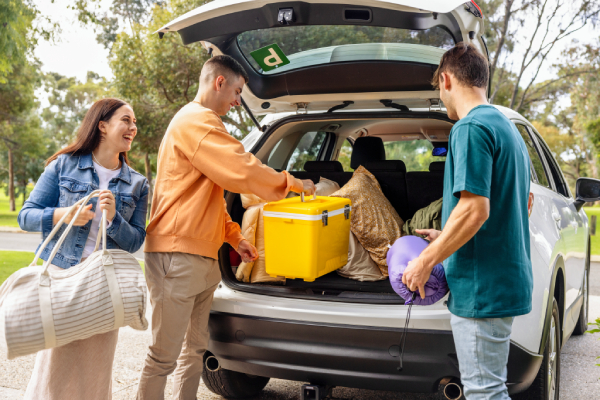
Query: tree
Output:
[[0, 60, 39, 211], [0, 0, 35, 82], [481, 0, 600, 112], [41, 72, 113, 147]]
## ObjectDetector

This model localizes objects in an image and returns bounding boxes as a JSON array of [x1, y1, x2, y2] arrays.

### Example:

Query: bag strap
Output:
[[36, 190, 125, 348], [31, 190, 102, 268], [97, 209, 125, 329]]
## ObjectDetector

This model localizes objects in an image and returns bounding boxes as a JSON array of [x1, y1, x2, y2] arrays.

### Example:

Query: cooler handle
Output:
[[300, 192, 317, 202]]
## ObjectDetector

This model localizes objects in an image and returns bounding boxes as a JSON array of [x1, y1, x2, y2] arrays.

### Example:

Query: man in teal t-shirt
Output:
[[402, 43, 532, 400]]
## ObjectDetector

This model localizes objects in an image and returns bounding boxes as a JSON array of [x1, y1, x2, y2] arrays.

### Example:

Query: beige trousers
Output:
[[24, 264, 119, 400], [136, 252, 221, 400]]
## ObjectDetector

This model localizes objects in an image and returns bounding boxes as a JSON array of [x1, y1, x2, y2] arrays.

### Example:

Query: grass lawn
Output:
[[0, 251, 43, 284], [584, 207, 600, 256], [0, 251, 144, 285], [0, 186, 31, 228]]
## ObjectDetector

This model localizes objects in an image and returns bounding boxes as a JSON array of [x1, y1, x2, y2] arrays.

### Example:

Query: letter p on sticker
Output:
[[250, 44, 291, 72], [264, 48, 283, 67]]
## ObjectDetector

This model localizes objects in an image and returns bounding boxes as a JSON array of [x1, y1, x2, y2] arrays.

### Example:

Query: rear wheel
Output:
[[202, 353, 270, 399], [572, 267, 589, 336], [514, 299, 560, 400]]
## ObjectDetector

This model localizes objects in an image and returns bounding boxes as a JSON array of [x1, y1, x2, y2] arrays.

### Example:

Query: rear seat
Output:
[[291, 161, 353, 187], [291, 139, 444, 222], [351, 137, 411, 221], [405, 161, 445, 216]]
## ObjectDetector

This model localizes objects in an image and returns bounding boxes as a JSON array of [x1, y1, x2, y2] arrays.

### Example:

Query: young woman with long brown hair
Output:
[[18, 98, 149, 399]]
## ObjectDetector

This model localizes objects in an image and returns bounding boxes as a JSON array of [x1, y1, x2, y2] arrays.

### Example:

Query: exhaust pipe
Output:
[[443, 381, 463, 400], [205, 355, 221, 372], [438, 377, 463, 400]]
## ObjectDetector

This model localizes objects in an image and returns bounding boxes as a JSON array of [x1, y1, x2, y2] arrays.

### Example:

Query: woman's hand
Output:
[[98, 190, 116, 222], [53, 204, 95, 226]]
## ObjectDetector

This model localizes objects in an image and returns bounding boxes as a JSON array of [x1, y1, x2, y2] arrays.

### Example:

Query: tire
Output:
[[513, 299, 560, 400], [573, 266, 590, 336], [201, 353, 270, 399]]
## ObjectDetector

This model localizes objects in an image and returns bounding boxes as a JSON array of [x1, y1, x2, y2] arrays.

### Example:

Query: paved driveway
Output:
[[0, 232, 599, 399]]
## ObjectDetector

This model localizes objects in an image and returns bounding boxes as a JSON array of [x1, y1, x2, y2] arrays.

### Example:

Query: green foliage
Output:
[[71, 0, 161, 49], [586, 317, 600, 367], [0, 0, 35, 82]]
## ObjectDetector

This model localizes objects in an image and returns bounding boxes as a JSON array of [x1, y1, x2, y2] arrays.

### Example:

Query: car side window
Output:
[[535, 136, 570, 198], [338, 139, 354, 172], [267, 131, 327, 171], [515, 123, 550, 188]]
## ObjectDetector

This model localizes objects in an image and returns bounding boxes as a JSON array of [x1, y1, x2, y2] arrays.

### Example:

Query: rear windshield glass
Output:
[[384, 140, 446, 171], [237, 25, 454, 75]]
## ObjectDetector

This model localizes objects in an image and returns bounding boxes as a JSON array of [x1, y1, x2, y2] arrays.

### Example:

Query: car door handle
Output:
[[552, 212, 561, 222]]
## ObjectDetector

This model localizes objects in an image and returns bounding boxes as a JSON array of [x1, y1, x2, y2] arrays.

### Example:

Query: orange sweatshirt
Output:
[[145, 102, 304, 259]]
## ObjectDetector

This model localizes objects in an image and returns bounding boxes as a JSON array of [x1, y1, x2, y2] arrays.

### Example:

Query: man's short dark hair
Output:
[[432, 42, 489, 89], [204, 55, 249, 84]]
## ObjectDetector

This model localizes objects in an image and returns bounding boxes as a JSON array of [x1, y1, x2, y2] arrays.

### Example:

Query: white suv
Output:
[[159, 2, 595, 399]]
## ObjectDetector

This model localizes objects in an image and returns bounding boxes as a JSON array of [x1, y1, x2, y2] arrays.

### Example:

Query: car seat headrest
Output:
[[303, 161, 344, 172], [429, 162, 445, 172], [363, 160, 406, 173], [350, 137, 386, 170]]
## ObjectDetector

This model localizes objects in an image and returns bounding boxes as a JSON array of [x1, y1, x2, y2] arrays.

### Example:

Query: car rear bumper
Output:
[[208, 312, 543, 394]]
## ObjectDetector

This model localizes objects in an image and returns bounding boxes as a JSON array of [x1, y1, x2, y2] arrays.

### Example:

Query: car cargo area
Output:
[[220, 112, 454, 304]]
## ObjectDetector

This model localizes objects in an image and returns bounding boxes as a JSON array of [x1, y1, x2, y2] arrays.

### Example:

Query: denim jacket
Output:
[[18, 153, 149, 268]]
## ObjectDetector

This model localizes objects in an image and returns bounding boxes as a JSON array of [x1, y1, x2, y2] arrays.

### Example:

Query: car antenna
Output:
[[397, 292, 417, 372], [381, 100, 409, 111]]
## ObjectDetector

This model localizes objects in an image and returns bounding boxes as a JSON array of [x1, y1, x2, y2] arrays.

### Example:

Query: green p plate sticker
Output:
[[250, 44, 290, 72]]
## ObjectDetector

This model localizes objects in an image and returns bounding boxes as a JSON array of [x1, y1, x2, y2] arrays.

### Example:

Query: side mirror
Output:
[[574, 177, 600, 211]]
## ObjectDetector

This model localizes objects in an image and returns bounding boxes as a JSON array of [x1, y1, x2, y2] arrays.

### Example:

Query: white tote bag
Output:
[[0, 190, 148, 360]]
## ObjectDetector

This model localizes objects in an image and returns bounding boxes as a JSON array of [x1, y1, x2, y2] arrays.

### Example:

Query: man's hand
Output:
[[402, 256, 433, 299], [415, 229, 442, 243], [237, 239, 259, 263], [301, 179, 316, 196]]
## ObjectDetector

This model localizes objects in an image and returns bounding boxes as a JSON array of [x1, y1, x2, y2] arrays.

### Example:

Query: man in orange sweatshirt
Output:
[[137, 55, 315, 400]]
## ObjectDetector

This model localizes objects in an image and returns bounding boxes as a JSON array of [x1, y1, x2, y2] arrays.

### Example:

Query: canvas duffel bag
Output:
[[0, 190, 148, 359]]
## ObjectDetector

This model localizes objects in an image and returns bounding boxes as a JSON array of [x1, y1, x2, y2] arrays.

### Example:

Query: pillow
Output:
[[331, 166, 404, 277], [286, 177, 341, 198], [337, 231, 385, 282], [235, 204, 285, 284]]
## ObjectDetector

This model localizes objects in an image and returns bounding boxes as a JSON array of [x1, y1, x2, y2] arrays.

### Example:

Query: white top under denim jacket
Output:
[[18, 153, 149, 269]]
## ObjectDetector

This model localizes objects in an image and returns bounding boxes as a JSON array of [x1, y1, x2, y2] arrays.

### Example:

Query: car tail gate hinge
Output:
[[322, 210, 328, 226], [344, 205, 350, 220], [296, 102, 309, 114]]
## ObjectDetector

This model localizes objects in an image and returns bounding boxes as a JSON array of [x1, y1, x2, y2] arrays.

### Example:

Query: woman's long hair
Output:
[[46, 98, 131, 166]]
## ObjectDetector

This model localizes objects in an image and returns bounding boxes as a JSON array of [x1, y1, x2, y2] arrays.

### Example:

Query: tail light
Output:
[[229, 247, 241, 267], [528, 192, 534, 217]]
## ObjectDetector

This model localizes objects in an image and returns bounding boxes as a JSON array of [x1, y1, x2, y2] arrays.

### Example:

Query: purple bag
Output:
[[386, 236, 448, 305]]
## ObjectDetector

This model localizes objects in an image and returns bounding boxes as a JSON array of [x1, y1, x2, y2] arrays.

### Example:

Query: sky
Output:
[[34, 0, 112, 82], [33, 0, 598, 88]]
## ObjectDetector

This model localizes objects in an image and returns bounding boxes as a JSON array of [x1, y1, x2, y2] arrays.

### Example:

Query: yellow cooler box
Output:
[[263, 194, 351, 282]]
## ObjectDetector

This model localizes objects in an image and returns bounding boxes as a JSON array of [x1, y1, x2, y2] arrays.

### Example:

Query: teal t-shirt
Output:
[[442, 105, 533, 318]]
